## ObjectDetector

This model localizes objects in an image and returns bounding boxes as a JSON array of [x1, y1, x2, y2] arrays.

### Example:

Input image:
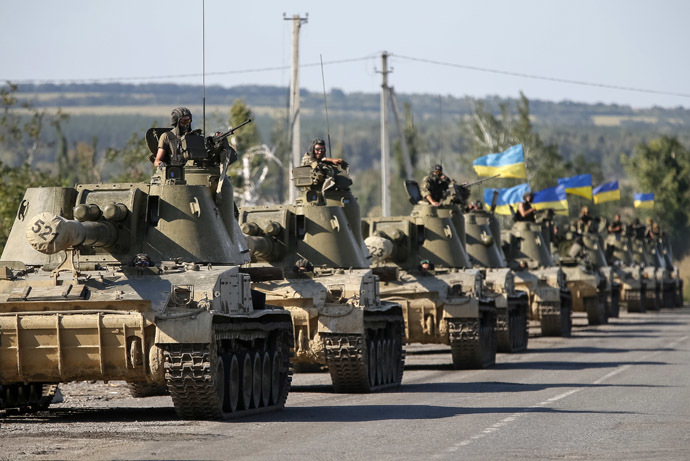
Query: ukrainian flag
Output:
[[473, 144, 526, 179], [557, 174, 593, 200], [532, 185, 568, 215], [483, 183, 531, 215], [634, 193, 654, 209], [592, 181, 620, 204]]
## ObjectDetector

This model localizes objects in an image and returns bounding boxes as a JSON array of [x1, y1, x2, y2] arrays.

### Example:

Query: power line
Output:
[[3, 56, 377, 85], [392, 54, 690, 99], [4, 52, 687, 100]]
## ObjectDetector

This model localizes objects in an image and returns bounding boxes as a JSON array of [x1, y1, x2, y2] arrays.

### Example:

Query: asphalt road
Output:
[[2, 308, 689, 460]]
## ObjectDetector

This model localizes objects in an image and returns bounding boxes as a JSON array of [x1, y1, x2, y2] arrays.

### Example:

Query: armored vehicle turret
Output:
[[578, 218, 622, 318], [0, 126, 294, 419], [629, 225, 661, 310], [238, 165, 404, 392], [647, 233, 681, 308], [501, 217, 572, 337], [552, 222, 610, 325], [463, 209, 530, 351], [362, 181, 497, 369], [604, 226, 646, 312], [658, 233, 683, 307]]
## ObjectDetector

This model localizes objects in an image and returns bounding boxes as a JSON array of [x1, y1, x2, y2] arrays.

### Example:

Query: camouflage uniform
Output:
[[301, 151, 318, 166], [157, 129, 186, 166], [156, 107, 192, 166], [420, 173, 451, 203]]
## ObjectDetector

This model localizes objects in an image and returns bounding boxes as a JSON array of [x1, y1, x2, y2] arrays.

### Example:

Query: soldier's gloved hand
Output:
[[157, 162, 168, 168]]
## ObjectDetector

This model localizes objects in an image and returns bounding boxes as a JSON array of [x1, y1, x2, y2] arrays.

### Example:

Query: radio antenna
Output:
[[320, 54, 332, 155], [202, 0, 206, 136]]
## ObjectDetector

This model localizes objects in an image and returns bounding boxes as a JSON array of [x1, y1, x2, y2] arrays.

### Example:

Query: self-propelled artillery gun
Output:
[[604, 226, 647, 313], [0, 123, 294, 419], [648, 232, 682, 308], [552, 221, 611, 325], [462, 207, 530, 352], [362, 180, 497, 369], [238, 164, 404, 392], [657, 233, 683, 307], [501, 214, 572, 337]]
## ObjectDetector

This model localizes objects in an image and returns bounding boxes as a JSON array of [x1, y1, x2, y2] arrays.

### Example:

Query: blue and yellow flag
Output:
[[557, 174, 592, 200], [532, 184, 568, 215], [473, 144, 526, 179], [634, 193, 654, 209], [483, 183, 531, 215], [592, 181, 620, 204]]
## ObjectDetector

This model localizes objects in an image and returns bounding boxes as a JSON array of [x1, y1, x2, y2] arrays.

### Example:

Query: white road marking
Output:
[[433, 334, 690, 458]]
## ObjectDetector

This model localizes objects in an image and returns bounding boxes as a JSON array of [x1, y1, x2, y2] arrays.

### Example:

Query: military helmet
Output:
[[170, 107, 192, 127]]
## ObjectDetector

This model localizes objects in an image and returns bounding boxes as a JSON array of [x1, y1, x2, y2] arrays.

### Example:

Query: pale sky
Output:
[[1, 0, 688, 109]]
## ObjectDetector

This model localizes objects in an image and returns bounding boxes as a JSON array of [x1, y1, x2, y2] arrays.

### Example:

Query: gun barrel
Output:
[[245, 235, 275, 259], [26, 212, 117, 254], [216, 118, 252, 141], [464, 174, 501, 188], [364, 235, 394, 263]]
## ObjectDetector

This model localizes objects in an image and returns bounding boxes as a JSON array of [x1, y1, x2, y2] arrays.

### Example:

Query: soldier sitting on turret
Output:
[[577, 206, 592, 233], [154, 107, 195, 167], [608, 213, 624, 240], [516, 192, 536, 222], [301, 138, 344, 167], [420, 164, 451, 207], [301, 138, 350, 191], [645, 217, 659, 241]]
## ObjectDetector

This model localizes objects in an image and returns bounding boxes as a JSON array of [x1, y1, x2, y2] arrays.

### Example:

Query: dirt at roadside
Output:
[[0, 381, 217, 461]]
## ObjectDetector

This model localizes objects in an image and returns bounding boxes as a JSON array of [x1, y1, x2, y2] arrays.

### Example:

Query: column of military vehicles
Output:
[[0, 121, 683, 419]]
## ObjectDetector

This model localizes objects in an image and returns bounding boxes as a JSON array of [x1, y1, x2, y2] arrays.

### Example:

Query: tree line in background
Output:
[[1, 82, 689, 256]]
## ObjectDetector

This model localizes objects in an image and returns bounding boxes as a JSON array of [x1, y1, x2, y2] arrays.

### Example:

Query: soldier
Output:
[[420, 164, 451, 207], [578, 206, 592, 232], [645, 217, 659, 241], [154, 107, 194, 167], [516, 192, 536, 222], [301, 138, 344, 167], [608, 213, 624, 240]]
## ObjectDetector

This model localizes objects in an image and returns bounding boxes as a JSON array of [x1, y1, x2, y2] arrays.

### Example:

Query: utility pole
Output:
[[379, 51, 391, 216], [284, 13, 308, 203]]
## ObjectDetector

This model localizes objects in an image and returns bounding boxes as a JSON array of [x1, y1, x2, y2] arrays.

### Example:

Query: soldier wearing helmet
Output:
[[154, 107, 193, 167], [420, 164, 451, 207], [516, 192, 536, 222], [301, 138, 344, 167]]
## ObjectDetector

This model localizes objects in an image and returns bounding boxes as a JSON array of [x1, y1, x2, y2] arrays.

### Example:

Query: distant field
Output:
[[591, 115, 660, 126], [13, 104, 384, 121]]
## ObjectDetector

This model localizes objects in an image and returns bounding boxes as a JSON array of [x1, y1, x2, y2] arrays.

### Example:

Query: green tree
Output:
[[0, 83, 68, 251], [624, 135, 690, 253], [268, 115, 291, 204], [226, 99, 261, 191], [0, 82, 69, 168], [228, 99, 261, 154], [464, 93, 566, 191], [0, 163, 61, 251], [104, 130, 153, 183], [391, 102, 420, 216]]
